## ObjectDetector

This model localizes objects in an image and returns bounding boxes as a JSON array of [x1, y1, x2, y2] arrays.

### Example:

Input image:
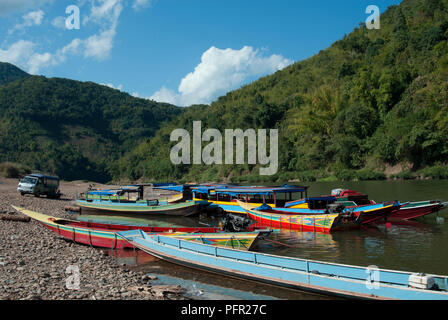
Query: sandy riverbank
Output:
[[0, 178, 186, 300]]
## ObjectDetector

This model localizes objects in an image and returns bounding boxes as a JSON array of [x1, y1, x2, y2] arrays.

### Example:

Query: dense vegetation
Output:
[[0, 73, 182, 182], [0, 62, 30, 86], [113, 0, 448, 183], [1, 0, 447, 184]]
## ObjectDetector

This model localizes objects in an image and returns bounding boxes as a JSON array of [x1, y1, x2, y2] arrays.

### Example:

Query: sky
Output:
[[0, 0, 402, 106]]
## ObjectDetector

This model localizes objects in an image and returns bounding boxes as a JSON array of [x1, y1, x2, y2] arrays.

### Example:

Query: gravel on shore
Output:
[[0, 178, 187, 300]]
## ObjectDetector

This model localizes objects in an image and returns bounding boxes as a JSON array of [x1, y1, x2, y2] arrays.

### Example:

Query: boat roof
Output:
[[87, 189, 121, 196], [152, 185, 185, 192], [193, 184, 308, 195], [87, 185, 142, 196]]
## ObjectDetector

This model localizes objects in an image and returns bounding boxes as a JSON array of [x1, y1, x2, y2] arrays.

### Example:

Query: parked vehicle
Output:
[[17, 173, 61, 198]]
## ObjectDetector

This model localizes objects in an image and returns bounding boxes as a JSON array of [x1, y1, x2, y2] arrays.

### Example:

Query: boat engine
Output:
[[325, 203, 346, 214], [221, 214, 254, 232]]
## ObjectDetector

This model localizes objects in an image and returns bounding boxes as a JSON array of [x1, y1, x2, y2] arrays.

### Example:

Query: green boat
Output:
[[75, 189, 201, 217]]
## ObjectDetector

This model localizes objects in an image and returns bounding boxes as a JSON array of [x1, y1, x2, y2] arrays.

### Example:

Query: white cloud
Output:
[[0, 39, 57, 74], [132, 0, 154, 11], [75, 0, 123, 60], [0, 0, 50, 16], [150, 86, 180, 105], [83, 0, 123, 27], [27, 52, 55, 74], [8, 9, 45, 34], [0, 40, 35, 65], [0, 0, 151, 74], [61, 38, 82, 56], [22, 9, 44, 25], [83, 29, 116, 60], [101, 82, 123, 90], [51, 16, 66, 29], [150, 46, 293, 106]]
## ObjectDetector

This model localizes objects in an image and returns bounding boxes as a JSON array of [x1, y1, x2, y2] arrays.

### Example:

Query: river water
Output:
[[104, 180, 448, 299]]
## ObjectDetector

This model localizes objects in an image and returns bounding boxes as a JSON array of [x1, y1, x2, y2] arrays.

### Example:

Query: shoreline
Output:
[[0, 178, 186, 300]]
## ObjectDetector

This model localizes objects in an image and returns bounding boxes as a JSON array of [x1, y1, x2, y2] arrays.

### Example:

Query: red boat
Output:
[[13, 206, 223, 249], [330, 189, 446, 221]]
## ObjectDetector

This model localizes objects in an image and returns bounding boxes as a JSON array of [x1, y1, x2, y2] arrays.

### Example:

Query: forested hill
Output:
[[113, 0, 448, 183], [0, 72, 182, 182], [0, 62, 30, 86]]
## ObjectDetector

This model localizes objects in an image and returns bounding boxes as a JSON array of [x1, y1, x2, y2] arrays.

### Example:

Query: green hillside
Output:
[[0, 62, 30, 86], [0, 74, 182, 182], [113, 0, 448, 183]]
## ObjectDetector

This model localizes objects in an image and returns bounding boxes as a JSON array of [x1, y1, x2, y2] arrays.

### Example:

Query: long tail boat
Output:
[[387, 200, 446, 220], [329, 189, 446, 220], [117, 229, 448, 300], [12, 206, 263, 250], [237, 201, 361, 233], [75, 189, 201, 216], [192, 185, 399, 224], [276, 200, 403, 225]]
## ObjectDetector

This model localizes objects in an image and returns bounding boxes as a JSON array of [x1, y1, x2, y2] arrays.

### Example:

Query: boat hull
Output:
[[12, 206, 222, 249], [237, 201, 343, 233], [354, 203, 400, 225], [117, 230, 448, 300], [75, 199, 200, 216], [388, 201, 445, 220]]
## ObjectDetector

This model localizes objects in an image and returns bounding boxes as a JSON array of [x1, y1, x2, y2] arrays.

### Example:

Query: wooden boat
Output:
[[237, 201, 360, 233], [192, 185, 400, 224], [12, 206, 223, 249], [75, 196, 200, 216], [155, 231, 266, 251], [387, 200, 446, 220], [274, 201, 402, 225], [116, 229, 448, 300], [74, 214, 190, 228], [330, 189, 446, 220], [192, 185, 310, 214], [81, 191, 183, 204]]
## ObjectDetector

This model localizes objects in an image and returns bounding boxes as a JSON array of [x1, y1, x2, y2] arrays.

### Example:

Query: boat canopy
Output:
[[192, 184, 308, 196], [214, 186, 308, 196], [87, 190, 120, 196], [152, 185, 185, 193], [152, 183, 178, 187]]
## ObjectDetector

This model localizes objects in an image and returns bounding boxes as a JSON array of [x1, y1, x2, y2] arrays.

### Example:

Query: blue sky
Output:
[[0, 0, 402, 106]]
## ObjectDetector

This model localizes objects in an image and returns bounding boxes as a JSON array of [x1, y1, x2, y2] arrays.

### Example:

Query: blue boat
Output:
[[191, 185, 400, 224], [191, 185, 310, 214], [117, 229, 448, 300]]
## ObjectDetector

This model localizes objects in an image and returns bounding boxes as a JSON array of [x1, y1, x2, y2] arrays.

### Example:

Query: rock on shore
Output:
[[0, 178, 185, 300]]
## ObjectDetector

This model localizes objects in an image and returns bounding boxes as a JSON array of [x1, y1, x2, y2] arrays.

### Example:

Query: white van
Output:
[[17, 173, 61, 199]]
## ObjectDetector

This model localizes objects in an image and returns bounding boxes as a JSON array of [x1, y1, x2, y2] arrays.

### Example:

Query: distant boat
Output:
[[13, 206, 221, 249], [117, 229, 448, 300]]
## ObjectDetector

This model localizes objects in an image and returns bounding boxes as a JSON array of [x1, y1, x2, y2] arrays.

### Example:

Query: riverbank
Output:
[[0, 178, 186, 300]]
